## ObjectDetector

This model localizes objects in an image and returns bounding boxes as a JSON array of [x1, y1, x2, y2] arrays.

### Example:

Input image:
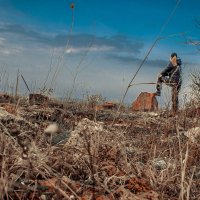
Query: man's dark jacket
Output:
[[160, 58, 182, 84]]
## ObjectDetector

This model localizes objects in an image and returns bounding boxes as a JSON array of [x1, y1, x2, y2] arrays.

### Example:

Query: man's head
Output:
[[170, 52, 177, 65], [171, 52, 177, 58]]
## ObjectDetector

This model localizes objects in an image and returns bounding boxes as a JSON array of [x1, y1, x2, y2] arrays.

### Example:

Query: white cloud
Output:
[[0, 36, 24, 56], [65, 45, 114, 54], [0, 49, 10, 55], [0, 47, 23, 55], [0, 37, 6, 44]]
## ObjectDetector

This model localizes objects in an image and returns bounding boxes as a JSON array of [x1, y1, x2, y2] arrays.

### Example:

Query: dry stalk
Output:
[[21, 74, 31, 93], [50, 3, 75, 91], [31, 180, 37, 200], [186, 166, 196, 200], [15, 97, 21, 112], [65, 39, 93, 101], [50, 182, 71, 200], [178, 131, 189, 200], [0, 145, 7, 199], [0, 122, 19, 148], [62, 176, 81, 200], [15, 69, 20, 103]]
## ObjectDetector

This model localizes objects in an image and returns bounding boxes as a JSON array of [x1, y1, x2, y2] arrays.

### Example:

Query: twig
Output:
[[129, 82, 157, 87], [178, 128, 189, 200], [51, 184, 71, 200], [62, 176, 81, 200], [42, 49, 55, 90], [31, 180, 37, 200], [21, 74, 31, 93], [0, 122, 18, 147], [15, 69, 20, 102], [186, 166, 196, 200], [65, 38, 94, 101], [50, 3, 75, 90]]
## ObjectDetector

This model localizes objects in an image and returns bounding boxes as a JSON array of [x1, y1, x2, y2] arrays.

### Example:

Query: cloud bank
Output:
[[0, 23, 172, 102]]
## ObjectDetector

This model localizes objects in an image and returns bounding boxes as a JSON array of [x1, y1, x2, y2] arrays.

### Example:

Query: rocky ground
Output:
[[0, 95, 200, 200]]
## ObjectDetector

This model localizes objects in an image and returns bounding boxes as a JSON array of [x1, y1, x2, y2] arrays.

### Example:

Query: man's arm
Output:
[[160, 63, 173, 77]]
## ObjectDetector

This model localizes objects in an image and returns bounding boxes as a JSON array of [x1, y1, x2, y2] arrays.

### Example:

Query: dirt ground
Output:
[[0, 95, 200, 200]]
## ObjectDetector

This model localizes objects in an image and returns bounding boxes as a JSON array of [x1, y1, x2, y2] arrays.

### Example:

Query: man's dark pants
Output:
[[156, 76, 181, 113]]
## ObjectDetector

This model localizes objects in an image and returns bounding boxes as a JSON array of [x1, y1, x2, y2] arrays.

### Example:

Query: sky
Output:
[[0, 0, 200, 104]]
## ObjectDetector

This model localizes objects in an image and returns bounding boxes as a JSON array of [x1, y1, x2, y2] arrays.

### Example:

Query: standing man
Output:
[[155, 52, 182, 114]]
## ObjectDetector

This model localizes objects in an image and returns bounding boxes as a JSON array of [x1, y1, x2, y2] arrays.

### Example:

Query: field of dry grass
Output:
[[0, 94, 200, 200]]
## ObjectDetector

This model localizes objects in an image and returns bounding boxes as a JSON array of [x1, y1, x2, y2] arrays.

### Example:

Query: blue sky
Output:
[[0, 0, 200, 104]]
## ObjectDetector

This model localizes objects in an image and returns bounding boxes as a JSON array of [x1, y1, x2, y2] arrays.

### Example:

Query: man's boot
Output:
[[155, 83, 162, 96]]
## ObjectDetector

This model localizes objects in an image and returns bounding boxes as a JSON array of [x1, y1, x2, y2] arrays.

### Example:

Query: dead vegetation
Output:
[[0, 93, 200, 200]]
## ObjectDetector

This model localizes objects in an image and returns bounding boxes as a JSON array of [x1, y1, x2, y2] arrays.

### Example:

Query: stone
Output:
[[132, 92, 158, 112], [67, 118, 105, 147], [152, 158, 167, 170]]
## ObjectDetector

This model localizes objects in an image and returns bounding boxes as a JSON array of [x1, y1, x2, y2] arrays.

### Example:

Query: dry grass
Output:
[[0, 97, 200, 199]]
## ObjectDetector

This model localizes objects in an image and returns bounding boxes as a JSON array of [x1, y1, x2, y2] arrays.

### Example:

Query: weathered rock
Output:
[[66, 118, 105, 148], [132, 92, 158, 112], [152, 158, 167, 170]]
